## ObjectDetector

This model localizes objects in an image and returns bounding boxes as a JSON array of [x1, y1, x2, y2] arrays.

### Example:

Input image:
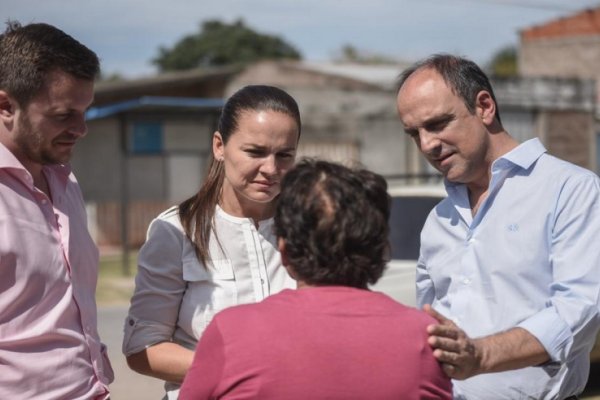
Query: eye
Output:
[[424, 116, 452, 133], [404, 128, 419, 138], [277, 152, 295, 159], [54, 113, 71, 121], [244, 149, 265, 157]]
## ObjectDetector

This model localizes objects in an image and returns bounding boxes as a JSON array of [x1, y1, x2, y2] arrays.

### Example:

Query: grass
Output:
[[96, 252, 138, 306]]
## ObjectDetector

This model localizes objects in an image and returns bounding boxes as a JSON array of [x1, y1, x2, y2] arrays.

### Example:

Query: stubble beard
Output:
[[16, 112, 71, 166]]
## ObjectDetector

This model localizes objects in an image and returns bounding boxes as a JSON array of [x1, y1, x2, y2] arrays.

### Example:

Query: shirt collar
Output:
[[492, 138, 547, 172], [215, 204, 274, 228], [443, 137, 548, 210], [0, 141, 72, 188]]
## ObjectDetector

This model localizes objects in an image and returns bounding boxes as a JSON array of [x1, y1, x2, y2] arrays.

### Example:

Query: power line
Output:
[[422, 0, 599, 12]]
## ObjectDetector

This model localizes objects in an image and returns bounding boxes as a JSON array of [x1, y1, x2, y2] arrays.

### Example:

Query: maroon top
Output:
[[180, 286, 452, 400]]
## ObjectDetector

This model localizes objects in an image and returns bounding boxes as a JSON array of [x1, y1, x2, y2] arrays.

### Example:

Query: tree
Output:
[[335, 44, 399, 65], [153, 19, 302, 71], [487, 45, 518, 78]]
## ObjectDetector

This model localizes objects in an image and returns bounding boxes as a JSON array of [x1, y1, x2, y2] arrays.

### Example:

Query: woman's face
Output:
[[214, 109, 299, 218]]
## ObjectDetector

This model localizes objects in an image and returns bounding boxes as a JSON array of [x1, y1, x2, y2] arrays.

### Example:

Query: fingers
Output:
[[423, 304, 452, 325], [429, 334, 462, 353], [427, 322, 460, 339], [441, 363, 464, 379]]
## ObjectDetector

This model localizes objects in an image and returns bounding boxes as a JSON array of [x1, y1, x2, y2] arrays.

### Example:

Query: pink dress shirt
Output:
[[0, 143, 113, 399]]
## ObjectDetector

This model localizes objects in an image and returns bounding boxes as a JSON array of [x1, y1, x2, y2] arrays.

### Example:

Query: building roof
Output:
[[299, 61, 410, 90], [93, 67, 238, 106], [86, 96, 225, 120], [521, 7, 600, 40]]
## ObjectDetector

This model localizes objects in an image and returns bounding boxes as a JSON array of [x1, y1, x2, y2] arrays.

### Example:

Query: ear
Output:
[[277, 237, 289, 266], [212, 131, 224, 161], [0, 90, 16, 123], [475, 90, 496, 126], [278, 237, 299, 282]]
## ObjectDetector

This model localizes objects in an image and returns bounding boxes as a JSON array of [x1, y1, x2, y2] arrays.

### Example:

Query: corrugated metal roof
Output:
[[86, 96, 225, 120], [299, 61, 410, 90]]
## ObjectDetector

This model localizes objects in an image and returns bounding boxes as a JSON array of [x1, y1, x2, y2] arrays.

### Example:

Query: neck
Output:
[[219, 186, 275, 224], [466, 130, 519, 215], [295, 280, 314, 289]]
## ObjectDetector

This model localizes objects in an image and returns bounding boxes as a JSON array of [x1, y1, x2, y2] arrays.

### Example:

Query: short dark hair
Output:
[[274, 159, 390, 289], [397, 53, 502, 124], [0, 20, 100, 107]]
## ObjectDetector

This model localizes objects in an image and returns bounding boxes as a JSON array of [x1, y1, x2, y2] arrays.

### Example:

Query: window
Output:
[[130, 121, 163, 154]]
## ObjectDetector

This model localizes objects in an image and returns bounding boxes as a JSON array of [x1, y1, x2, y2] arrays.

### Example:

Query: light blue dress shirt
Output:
[[417, 138, 600, 399]]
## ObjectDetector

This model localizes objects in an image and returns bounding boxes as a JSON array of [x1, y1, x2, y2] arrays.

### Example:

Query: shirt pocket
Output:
[[181, 257, 238, 339]]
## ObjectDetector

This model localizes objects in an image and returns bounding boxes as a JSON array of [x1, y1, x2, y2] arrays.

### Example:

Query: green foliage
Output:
[[153, 19, 302, 71], [335, 44, 399, 65], [488, 45, 518, 78]]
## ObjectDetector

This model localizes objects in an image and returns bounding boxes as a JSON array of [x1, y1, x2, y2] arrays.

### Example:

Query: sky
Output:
[[3, 0, 600, 79]]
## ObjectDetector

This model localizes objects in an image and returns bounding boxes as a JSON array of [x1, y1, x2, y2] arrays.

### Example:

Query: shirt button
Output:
[[41, 199, 48, 205], [463, 278, 471, 285], [261, 279, 265, 284], [129, 318, 135, 326]]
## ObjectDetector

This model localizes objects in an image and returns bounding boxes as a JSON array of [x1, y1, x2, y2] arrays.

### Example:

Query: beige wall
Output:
[[520, 36, 600, 80]]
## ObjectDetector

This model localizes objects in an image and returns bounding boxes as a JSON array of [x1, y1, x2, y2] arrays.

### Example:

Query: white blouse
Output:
[[123, 205, 295, 399]]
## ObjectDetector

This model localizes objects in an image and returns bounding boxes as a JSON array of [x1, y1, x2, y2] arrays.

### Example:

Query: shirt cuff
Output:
[[122, 315, 174, 356], [517, 307, 572, 363]]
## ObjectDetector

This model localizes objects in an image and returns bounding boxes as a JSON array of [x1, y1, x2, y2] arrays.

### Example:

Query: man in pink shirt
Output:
[[0, 21, 113, 399]]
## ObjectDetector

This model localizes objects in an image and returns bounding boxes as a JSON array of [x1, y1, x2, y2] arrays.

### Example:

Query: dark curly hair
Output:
[[274, 159, 390, 289]]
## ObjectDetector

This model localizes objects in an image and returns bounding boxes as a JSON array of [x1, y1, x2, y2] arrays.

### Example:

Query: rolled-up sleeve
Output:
[[122, 216, 186, 356], [518, 175, 600, 362]]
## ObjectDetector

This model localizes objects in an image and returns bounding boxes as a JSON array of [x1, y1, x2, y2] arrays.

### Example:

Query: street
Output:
[[98, 305, 600, 399], [98, 306, 165, 400]]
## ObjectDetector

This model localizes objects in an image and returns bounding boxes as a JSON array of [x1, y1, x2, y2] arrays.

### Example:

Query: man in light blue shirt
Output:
[[396, 54, 600, 399]]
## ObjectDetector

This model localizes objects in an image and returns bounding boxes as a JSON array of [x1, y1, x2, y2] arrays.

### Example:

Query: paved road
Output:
[[98, 305, 165, 400]]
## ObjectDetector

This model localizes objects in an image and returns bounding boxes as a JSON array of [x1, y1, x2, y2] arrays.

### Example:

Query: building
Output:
[[519, 6, 600, 173], [80, 60, 596, 248]]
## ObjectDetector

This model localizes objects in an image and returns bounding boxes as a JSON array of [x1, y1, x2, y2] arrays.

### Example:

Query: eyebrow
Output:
[[404, 112, 455, 132], [424, 113, 454, 126], [243, 144, 297, 152]]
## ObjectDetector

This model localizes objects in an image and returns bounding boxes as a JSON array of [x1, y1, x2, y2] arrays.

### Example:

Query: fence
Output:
[[87, 201, 169, 248]]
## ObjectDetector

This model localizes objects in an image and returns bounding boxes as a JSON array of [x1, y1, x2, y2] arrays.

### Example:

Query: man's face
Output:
[[12, 69, 94, 170], [396, 68, 491, 187]]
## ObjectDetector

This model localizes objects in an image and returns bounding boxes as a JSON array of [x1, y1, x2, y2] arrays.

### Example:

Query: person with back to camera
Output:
[[396, 54, 600, 399], [178, 159, 453, 400], [0, 21, 113, 399], [123, 85, 301, 399]]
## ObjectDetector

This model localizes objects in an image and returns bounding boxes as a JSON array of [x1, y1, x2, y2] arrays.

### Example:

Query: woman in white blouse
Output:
[[122, 85, 301, 399]]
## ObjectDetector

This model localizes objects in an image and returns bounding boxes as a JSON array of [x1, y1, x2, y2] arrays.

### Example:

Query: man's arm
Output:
[[424, 305, 550, 380]]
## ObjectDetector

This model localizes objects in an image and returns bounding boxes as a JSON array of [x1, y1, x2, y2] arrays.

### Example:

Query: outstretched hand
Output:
[[423, 304, 483, 380]]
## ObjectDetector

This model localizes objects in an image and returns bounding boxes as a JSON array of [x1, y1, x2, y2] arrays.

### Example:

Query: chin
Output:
[[248, 192, 278, 204]]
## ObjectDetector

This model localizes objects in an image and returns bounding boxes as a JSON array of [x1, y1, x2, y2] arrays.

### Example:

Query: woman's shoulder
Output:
[[144, 206, 186, 240], [153, 206, 183, 228]]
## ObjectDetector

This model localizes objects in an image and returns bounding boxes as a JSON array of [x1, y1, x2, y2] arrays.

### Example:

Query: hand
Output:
[[423, 304, 482, 380]]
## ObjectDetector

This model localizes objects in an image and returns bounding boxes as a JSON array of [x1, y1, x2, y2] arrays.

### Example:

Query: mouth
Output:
[[437, 151, 453, 162], [430, 152, 454, 170], [254, 180, 277, 188], [54, 135, 78, 146], [55, 141, 77, 149]]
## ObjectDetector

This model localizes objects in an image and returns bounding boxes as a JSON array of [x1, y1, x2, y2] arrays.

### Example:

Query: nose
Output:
[[69, 114, 88, 137], [418, 130, 440, 154], [260, 155, 277, 176]]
